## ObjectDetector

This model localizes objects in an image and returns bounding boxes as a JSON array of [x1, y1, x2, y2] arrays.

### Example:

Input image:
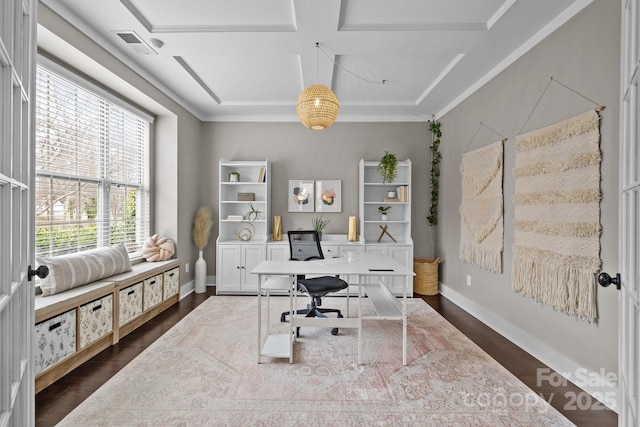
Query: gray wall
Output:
[[436, 0, 619, 376], [39, 4, 203, 286], [200, 122, 433, 268]]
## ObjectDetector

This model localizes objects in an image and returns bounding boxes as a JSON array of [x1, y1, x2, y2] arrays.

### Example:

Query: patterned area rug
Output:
[[513, 109, 601, 322], [60, 296, 573, 426]]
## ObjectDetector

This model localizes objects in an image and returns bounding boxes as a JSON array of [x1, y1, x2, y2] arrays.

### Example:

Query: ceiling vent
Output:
[[113, 30, 157, 55]]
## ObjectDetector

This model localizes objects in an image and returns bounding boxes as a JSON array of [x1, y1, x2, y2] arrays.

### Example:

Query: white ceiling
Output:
[[39, 0, 592, 122]]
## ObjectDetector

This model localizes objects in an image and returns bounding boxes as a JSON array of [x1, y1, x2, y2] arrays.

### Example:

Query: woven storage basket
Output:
[[413, 258, 441, 295]]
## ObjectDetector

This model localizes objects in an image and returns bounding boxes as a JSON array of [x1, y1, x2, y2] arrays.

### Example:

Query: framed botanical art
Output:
[[315, 180, 341, 212], [288, 180, 314, 212]]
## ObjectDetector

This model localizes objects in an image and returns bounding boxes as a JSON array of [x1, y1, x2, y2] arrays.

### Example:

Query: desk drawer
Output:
[[163, 267, 180, 300], [143, 274, 163, 309], [34, 309, 76, 375], [119, 282, 143, 326], [79, 294, 113, 349]]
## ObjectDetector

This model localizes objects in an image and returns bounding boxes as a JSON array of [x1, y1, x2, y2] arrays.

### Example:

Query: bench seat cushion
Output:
[[37, 244, 132, 296]]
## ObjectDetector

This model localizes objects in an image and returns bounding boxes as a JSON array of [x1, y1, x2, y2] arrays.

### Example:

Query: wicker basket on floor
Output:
[[413, 258, 441, 295]]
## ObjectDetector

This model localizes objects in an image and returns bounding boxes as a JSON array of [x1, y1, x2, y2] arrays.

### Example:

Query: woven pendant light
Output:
[[296, 84, 339, 130]]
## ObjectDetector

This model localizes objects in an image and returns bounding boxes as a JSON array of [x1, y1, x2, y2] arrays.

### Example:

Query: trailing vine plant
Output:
[[427, 120, 442, 226], [377, 151, 398, 184]]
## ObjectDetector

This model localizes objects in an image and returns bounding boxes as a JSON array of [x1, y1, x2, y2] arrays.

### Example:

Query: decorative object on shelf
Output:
[[427, 119, 442, 226], [228, 172, 240, 182], [192, 207, 213, 293], [376, 225, 397, 243], [387, 190, 396, 199], [236, 221, 255, 241], [378, 205, 391, 221], [237, 192, 255, 201], [272, 215, 282, 241], [235, 203, 262, 242], [288, 179, 315, 212], [142, 234, 175, 262], [242, 202, 262, 222], [377, 151, 398, 184], [315, 180, 341, 212], [296, 43, 339, 130], [311, 215, 330, 240], [413, 258, 442, 295], [347, 216, 357, 242]]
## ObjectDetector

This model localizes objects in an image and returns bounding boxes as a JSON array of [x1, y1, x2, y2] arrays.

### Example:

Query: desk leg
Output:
[[257, 274, 262, 364], [289, 274, 294, 364], [402, 284, 407, 366], [357, 277, 362, 365]]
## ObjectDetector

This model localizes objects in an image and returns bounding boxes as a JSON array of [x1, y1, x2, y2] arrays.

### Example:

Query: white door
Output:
[[617, 0, 640, 424], [0, 0, 37, 425]]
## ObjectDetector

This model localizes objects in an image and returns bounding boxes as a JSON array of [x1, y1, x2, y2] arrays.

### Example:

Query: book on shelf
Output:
[[227, 215, 244, 221], [258, 166, 266, 182], [396, 185, 409, 202]]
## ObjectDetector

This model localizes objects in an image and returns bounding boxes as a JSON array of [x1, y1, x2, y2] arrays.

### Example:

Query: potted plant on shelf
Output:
[[192, 207, 213, 294], [377, 151, 398, 184], [311, 215, 330, 240], [378, 205, 391, 221]]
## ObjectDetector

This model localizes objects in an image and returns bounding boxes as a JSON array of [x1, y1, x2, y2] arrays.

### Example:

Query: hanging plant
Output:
[[427, 120, 442, 226], [377, 151, 398, 184]]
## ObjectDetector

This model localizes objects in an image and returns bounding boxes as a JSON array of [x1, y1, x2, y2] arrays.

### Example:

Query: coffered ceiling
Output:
[[39, 0, 592, 122]]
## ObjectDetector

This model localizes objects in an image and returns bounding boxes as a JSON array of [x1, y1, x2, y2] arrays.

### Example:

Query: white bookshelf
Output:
[[359, 159, 413, 294], [217, 160, 271, 294], [218, 160, 271, 243], [359, 159, 412, 244]]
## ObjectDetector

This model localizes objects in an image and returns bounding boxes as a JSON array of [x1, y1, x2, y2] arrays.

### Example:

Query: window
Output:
[[35, 62, 150, 257]]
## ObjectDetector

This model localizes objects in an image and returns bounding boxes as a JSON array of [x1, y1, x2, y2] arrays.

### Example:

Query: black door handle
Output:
[[597, 272, 621, 290], [28, 265, 49, 281]]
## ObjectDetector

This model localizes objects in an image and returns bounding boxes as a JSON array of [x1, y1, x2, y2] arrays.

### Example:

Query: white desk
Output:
[[252, 252, 415, 365]]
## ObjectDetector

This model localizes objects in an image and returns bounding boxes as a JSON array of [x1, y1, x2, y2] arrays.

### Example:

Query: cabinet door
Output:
[[321, 243, 340, 258], [364, 245, 388, 286], [241, 245, 266, 291], [339, 245, 363, 285], [217, 245, 242, 293], [267, 243, 289, 261], [388, 245, 412, 295]]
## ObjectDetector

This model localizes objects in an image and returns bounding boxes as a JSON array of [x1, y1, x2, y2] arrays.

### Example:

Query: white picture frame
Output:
[[288, 180, 314, 212], [315, 180, 341, 212]]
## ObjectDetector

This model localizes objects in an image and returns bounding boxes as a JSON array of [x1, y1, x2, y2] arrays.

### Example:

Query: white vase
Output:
[[195, 250, 207, 293], [381, 214, 388, 221]]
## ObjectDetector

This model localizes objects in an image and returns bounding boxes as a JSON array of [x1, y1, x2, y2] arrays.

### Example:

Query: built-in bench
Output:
[[34, 258, 181, 393]]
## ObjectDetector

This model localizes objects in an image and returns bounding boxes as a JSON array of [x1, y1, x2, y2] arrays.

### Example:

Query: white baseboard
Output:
[[180, 275, 215, 300], [440, 283, 618, 413]]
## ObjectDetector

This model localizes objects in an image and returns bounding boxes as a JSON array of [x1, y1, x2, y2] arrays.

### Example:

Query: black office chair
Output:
[[280, 230, 348, 335]]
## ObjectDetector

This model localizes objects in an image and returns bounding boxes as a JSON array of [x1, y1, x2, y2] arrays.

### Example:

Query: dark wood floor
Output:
[[36, 288, 617, 426]]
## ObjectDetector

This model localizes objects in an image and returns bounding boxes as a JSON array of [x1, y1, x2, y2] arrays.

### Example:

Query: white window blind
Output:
[[35, 63, 150, 257]]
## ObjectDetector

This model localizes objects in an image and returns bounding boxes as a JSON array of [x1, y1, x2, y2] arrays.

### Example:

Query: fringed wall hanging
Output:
[[460, 140, 504, 273], [512, 109, 602, 322]]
